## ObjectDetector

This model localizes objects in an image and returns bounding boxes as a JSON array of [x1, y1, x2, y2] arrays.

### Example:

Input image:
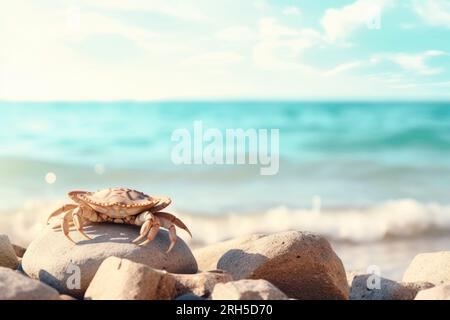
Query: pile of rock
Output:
[[0, 234, 60, 300], [1, 226, 352, 300], [4, 223, 450, 300], [82, 230, 349, 300]]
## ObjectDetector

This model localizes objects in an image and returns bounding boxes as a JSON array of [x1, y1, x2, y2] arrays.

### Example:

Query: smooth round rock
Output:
[[194, 231, 349, 300], [22, 224, 198, 298]]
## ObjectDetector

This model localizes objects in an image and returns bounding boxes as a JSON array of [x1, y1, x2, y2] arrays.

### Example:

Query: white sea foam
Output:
[[181, 199, 450, 246], [1, 198, 450, 247]]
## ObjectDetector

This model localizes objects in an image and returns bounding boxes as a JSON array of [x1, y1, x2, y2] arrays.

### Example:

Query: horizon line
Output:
[[1, 98, 450, 104]]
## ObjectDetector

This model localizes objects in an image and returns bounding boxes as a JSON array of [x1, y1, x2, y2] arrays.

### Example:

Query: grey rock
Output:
[[194, 231, 348, 300], [350, 274, 434, 300], [22, 224, 197, 298], [0, 266, 60, 300]]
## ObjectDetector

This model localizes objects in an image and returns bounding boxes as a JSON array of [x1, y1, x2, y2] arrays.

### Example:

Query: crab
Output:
[[46, 188, 191, 252]]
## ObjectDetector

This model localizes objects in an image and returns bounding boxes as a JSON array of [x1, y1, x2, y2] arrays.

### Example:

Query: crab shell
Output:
[[69, 188, 172, 218]]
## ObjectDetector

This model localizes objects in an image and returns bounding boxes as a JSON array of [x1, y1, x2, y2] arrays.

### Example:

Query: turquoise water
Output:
[[0, 101, 449, 213]]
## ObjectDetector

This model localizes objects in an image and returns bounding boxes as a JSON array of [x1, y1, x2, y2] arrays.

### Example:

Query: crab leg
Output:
[[132, 212, 161, 246], [155, 212, 192, 237], [139, 222, 161, 246], [131, 214, 152, 244], [52, 220, 74, 229], [47, 204, 78, 224], [166, 225, 177, 253], [61, 210, 76, 244], [157, 213, 190, 253], [72, 207, 92, 240]]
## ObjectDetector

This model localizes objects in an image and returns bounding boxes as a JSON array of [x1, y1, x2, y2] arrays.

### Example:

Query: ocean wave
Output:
[[181, 199, 450, 245], [1, 198, 450, 247]]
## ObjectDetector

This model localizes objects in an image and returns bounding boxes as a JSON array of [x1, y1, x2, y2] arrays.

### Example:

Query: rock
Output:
[[211, 279, 288, 300], [86, 258, 231, 300], [415, 284, 450, 300], [349, 274, 434, 300], [12, 244, 26, 258], [174, 270, 233, 298], [22, 224, 197, 298], [0, 267, 61, 300], [194, 231, 348, 300], [85, 257, 176, 300], [175, 293, 205, 300], [403, 251, 450, 285], [0, 234, 19, 269]]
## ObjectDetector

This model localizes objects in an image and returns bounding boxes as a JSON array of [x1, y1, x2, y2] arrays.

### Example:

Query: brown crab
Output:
[[46, 188, 191, 252]]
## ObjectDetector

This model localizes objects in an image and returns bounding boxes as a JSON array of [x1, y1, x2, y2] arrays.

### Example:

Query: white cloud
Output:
[[84, 0, 206, 21], [74, 12, 160, 47], [413, 0, 450, 28], [282, 6, 301, 16], [259, 17, 300, 38], [0, 1, 194, 100], [321, 0, 390, 42], [252, 18, 324, 71], [376, 51, 447, 75], [216, 26, 256, 42], [1, 0, 449, 101], [324, 61, 364, 76], [323, 50, 447, 81]]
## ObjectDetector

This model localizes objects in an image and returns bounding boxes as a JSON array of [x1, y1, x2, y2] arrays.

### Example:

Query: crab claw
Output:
[[47, 204, 77, 224]]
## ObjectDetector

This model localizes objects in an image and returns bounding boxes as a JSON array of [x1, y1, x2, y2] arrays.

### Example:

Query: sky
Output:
[[1, 0, 450, 101]]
